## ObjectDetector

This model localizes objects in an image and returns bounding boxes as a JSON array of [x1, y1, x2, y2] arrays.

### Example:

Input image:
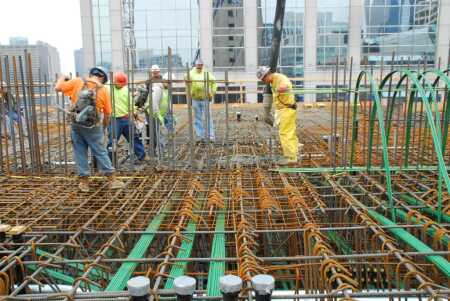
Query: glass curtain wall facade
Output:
[[92, 0, 112, 70], [257, 0, 304, 77], [317, 0, 349, 66], [361, 0, 439, 66], [134, 0, 200, 71], [212, 0, 245, 70]]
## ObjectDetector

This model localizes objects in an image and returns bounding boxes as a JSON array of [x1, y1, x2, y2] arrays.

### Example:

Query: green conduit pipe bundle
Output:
[[367, 210, 450, 277], [164, 221, 198, 289], [206, 205, 227, 296], [279, 69, 450, 222], [393, 208, 449, 246], [105, 212, 166, 291], [400, 194, 450, 224]]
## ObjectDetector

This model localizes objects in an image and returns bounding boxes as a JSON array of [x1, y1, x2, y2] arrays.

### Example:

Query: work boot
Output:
[[78, 177, 90, 192], [108, 175, 125, 189]]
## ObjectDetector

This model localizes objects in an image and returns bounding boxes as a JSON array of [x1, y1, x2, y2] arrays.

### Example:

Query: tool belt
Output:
[[285, 103, 297, 110]]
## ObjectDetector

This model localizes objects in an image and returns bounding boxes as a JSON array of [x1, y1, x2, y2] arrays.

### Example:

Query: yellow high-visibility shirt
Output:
[[110, 86, 130, 117], [188, 68, 217, 100], [271, 73, 295, 110]]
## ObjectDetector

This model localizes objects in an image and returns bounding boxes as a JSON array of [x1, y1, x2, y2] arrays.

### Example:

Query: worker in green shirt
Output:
[[187, 58, 217, 142], [107, 72, 146, 162]]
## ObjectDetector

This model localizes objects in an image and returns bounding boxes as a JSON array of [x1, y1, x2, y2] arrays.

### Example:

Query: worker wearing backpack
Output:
[[55, 67, 125, 192]]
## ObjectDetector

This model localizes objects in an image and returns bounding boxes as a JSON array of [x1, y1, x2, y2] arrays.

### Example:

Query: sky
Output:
[[0, 0, 82, 74]]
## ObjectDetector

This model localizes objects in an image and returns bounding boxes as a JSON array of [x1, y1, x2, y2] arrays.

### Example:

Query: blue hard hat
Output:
[[89, 66, 108, 84]]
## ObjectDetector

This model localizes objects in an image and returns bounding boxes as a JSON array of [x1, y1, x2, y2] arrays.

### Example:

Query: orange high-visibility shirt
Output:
[[56, 77, 112, 115]]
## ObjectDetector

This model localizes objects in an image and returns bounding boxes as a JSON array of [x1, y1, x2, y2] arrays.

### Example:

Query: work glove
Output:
[[262, 93, 274, 126]]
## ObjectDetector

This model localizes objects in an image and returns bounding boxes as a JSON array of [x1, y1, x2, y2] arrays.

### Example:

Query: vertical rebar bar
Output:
[[340, 58, 347, 166], [128, 70, 136, 169], [168, 47, 175, 169], [377, 56, 384, 164], [148, 73, 155, 159], [330, 62, 335, 168], [5, 56, 18, 172], [0, 57, 4, 174], [38, 69, 45, 170], [343, 56, 353, 168], [185, 64, 194, 170], [44, 75, 51, 169], [55, 80, 63, 171], [225, 70, 230, 169], [12, 56, 26, 172], [205, 71, 211, 169], [26, 52, 42, 172], [19, 55, 36, 173], [110, 71, 117, 168]]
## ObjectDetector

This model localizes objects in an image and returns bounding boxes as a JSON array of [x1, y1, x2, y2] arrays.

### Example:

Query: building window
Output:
[[361, 0, 439, 66], [257, 0, 304, 78], [133, 0, 200, 71], [91, 0, 112, 70], [212, 0, 245, 70], [316, 0, 349, 67]]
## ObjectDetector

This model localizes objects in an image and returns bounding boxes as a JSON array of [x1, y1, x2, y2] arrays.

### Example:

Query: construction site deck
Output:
[[0, 55, 449, 300]]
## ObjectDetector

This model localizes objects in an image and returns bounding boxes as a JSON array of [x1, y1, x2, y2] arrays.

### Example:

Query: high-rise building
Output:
[[80, 0, 449, 102], [9, 37, 29, 46], [74, 48, 84, 76], [0, 40, 61, 83]]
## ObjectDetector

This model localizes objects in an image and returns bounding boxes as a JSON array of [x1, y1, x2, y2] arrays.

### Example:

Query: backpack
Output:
[[71, 80, 100, 128]]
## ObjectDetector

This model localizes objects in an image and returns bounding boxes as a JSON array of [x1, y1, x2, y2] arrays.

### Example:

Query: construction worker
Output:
[[134, 65, 163, 153], [0, 83, 19, 138], [107, 72, 146, 163], [257, 66, 299, 165], [55, 67, 125, 192], [160, 73, 174, 132], [187, 58, 217, 143]]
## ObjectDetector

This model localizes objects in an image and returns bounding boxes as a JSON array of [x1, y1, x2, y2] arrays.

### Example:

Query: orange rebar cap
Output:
[[113, 72, 128, 88]]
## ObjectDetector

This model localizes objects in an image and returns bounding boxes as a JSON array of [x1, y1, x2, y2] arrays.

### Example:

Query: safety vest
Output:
[[188, 68, 217, 100], [159, 89, 169, 117], [111, 86, 130, 117]]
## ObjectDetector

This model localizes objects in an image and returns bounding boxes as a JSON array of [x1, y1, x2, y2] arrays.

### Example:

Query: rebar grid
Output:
[[1, 55, 450, 300]]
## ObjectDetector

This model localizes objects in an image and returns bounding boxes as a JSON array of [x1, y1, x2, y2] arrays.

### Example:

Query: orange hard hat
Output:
[[113, 72, 128, 87]]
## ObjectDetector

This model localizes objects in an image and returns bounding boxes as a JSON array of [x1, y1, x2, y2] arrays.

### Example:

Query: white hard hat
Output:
[[151, 65, 160, 72], [257, 66, 271, 80], [194, 58, 204, 66]]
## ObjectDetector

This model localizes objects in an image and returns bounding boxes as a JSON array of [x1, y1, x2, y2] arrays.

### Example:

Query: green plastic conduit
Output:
[[36, 249, 101, 277], [326, 232, 353, 255], [206, 209, 227, 296], [164, 221, 197, 289], [105, 212, 166, 291], [394, 208, 449, 245], [367, 210, 450, 277], [399, 194, 450, 224]]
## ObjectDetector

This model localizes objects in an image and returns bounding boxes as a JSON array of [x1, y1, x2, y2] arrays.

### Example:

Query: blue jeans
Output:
[[71, 124, 115, 176], [2, 110, 19, 137], [163, 115, 174, 131], [108, 117, 145, 161], [192, 99, 214, 140]]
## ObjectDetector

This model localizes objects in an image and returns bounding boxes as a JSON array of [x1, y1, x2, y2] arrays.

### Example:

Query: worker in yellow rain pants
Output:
[[257, 66, 299, 165]]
